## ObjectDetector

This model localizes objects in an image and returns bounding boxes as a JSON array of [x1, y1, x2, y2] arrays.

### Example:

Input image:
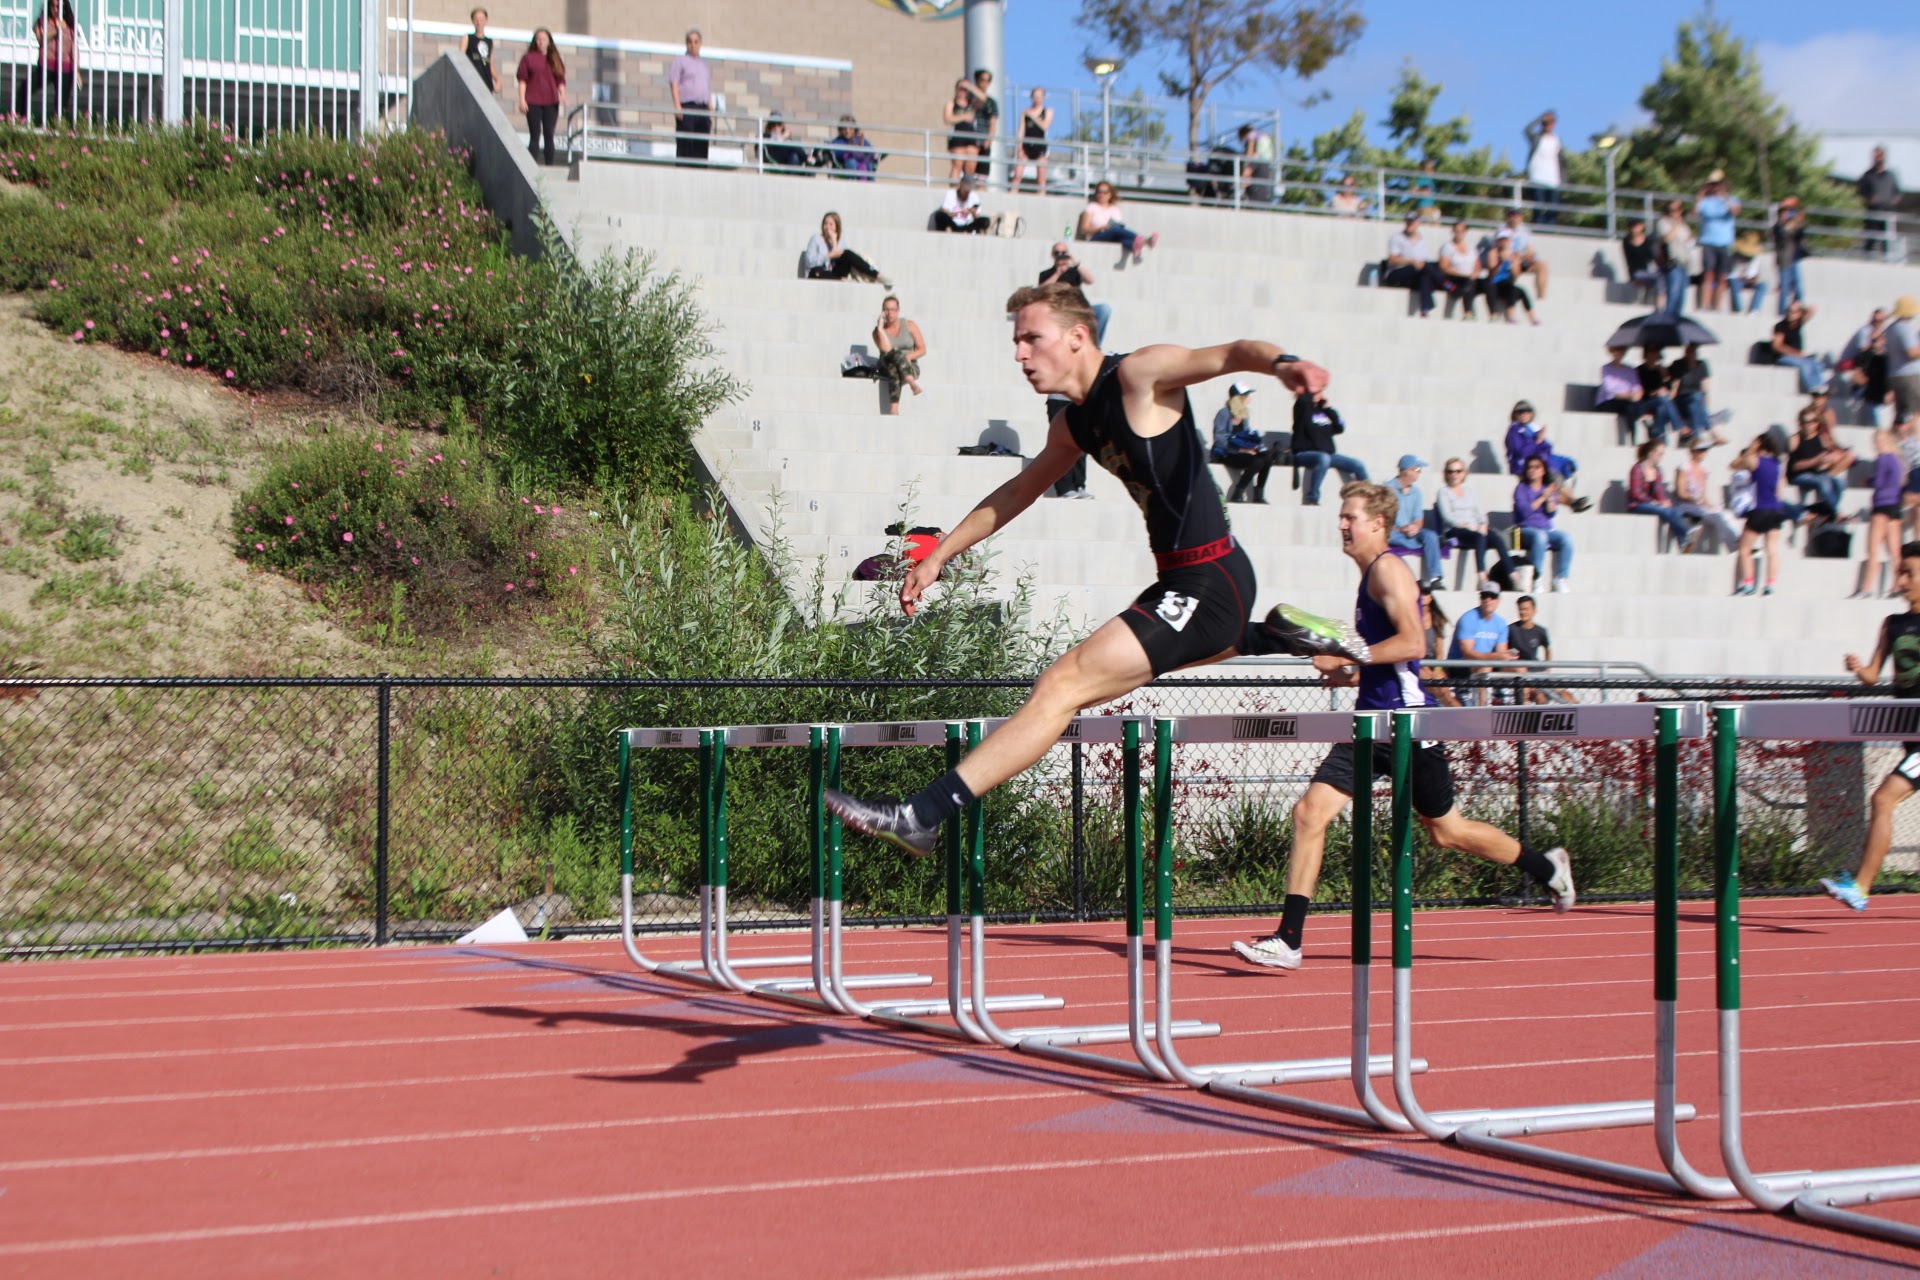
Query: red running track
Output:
[[1, 898, 1918, 1278]]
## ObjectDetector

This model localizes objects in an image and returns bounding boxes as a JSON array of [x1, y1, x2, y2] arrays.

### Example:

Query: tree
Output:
[[1594, 11, 1851, 209], [1075, 0, 1365, 149]]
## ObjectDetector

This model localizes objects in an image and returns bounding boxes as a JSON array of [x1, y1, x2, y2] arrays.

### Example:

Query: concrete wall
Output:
[[409, 53, 555, 260]]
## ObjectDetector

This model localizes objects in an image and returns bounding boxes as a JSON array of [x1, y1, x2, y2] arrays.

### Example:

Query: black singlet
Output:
[[1062, 353, 1230, 556], [1881, 612, 1920, 698]]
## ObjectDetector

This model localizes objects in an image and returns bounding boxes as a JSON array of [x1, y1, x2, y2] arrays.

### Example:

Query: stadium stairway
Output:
[[542, 162, 1920, 676]]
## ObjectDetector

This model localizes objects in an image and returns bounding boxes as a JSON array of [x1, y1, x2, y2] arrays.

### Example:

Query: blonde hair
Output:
[[1340, 481, 1400, 526], [1005, 282, 1099, 341]]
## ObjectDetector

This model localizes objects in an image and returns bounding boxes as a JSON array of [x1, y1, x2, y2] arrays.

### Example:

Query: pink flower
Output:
[[71, 329, 82, 341], [290, 482, 299, 489], [527, 552, 537, 560], [568, 566, 579, 575], [284, 515, 294, 525], [342, 532, 353, 542], [83, 320, 94, 330], [160, 328, 170, 337], [503, 582, 514, 591], [224, 369, 235, 379], [159, 348, 168, 357], [254, 543, 265, 551], [410, 556, 420, 565]]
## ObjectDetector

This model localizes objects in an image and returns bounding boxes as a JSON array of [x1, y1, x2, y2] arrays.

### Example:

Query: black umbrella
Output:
[[1606, 312, 1720, 349]]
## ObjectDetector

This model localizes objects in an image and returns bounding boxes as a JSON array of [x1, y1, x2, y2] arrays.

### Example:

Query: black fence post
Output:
[[1071, 740, 1086, 921], [375, 676, 391, 946]]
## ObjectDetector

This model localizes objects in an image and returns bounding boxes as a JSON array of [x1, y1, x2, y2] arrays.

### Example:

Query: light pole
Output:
[[1086, 55, 1123, 182], [1592, 128, 1626, 238]]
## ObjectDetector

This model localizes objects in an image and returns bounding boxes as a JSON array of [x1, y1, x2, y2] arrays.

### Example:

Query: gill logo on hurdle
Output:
[[1230, 716, 1298, 740], [1490, 708, 1579, 736], [1849, 702, 1920, 738], [755, 725, 793, 744], [879, 723, 920, 743]]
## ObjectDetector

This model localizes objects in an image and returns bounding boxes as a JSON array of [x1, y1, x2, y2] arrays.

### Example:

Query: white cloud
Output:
[[1757, 31, 1920, 133]]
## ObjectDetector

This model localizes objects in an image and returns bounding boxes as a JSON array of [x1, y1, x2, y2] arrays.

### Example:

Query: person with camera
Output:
[[1037, 243, 1110, 345]]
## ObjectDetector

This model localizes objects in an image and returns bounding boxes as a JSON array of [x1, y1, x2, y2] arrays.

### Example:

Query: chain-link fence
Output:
[[0, 674, 1908, 958]]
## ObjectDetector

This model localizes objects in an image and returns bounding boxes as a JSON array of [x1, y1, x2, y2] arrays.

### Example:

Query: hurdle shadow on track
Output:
[[983, 930, 1499, 976]]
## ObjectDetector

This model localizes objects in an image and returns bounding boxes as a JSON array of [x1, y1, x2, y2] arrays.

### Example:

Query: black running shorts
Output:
[[1311, 739, 1458, 819], [1119, 545, 1256, 676], [1890, 745, 1920, 788]]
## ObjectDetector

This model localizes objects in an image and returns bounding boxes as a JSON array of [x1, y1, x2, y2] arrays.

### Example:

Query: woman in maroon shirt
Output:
[[17, 1, 83, 123], [515, 28, 567, 166]]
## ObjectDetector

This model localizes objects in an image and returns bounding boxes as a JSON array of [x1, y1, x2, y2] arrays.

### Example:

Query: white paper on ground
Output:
[[456, 908, 529, 945]]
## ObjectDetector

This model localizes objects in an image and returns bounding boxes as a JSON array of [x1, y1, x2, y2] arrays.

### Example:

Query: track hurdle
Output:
[[1146, 711, 1423, 1127], [1710, 700, 1920, 1248], [1385, 703, 1701, 1143]]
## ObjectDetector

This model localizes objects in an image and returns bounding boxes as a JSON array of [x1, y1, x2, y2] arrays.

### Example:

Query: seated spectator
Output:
[[1330, 173, 1367, 217], [1078, 181, 1158, 261], [1672, 437, 1741, 551], [1481, 232, 1538, 325], [1504, 401, 1591, 510], [1507, 595, 1572, 704], [1626, 440, 1697, 548], [1238, 120, 1275, 204], [827, 115, 882, 179], [1892, 296, 1920, 430], [934, 175, 988, 233], [1044, 392, 1090, 499], [1209, 381, 1275, 504], [1734, 434, 1788, 596], [1418, 585, 1463, 708], [1447, 582, 1515, 705], [1620, 219, 1661, 302], [1383, 213, 1444, 318], [1771, 300, 1828, 393], [1728, 229, 1768, 315], [1594, 345, 1648, 436], [1499, 207, 1550, 301], [1669, 343, 1724, 447], [1037, 242, 1110, 345], [1388, 454, 1444, 587], [803, 212, 889, 285], [1435, 457, 1517, 588], [1635, 346, 1683, 444], [1838, 306, 1891, 421], [1859, 429, 1905, 597], [1437, 220, 1483, 319], [761, 114, 812, 172], [871, 295, 925, 415], [1513, 454, 1575, 593], [1290, 387, 1368, 506], [1787, 392, 1854, 515]]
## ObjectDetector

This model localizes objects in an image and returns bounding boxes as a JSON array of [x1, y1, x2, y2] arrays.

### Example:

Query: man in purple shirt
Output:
[[666, 29, 711, 164]]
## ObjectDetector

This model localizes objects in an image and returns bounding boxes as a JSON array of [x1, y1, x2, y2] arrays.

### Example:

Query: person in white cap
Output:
[[1209, 380, 1275, 503]]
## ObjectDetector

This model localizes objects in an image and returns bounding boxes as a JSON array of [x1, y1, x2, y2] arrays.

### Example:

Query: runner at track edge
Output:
[[1232, 481, 1576, 971], [1825, 539, 1920, 911], [824, 280, 1331, 855]]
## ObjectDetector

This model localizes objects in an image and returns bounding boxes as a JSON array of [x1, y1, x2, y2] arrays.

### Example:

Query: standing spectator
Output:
[[1621, 219, 1661, 303], [1383, 214, 1444, 318], [934, 175, 988, 233], [1513, 455, 1575, 592], [1669, 343, 1722, 447], [1728, 230, 1768, 315], [1772, 300, 1829, 394], [1447, 583, 1515, 704], [17, 2, 81, 124], [942, 78, 980, 180], [1858, 146, 1902, 259], [1504, 401, 1591, 509], [515, 30, 566, 167], [1037, 243, 1110, 345], [1482, 232, 1538, 325], [963, 68, 998, 180], [827, 116, 881, 180], [1839, 306, 1891, 422], [1772, 197, 1808, 315], [1078, 182, 1159, 262], [1210, 382, 1276, 504], [1673, 438, 1741, 552], [804, 212, 888, 285], [1693, 170, 1742, 312], [1501, 208, 1551, 300], [1018, 88, 1053, 192], [1627, 440, 1697, 548], [1507, 596, 1570, 704], [872, 296, 926, 414], [463, 8, 498, 93], [1734, 435, 1788, 596], [1387, 455, 1444, 588], [1788, 391, 1854, 515], [1595, 345, 1648, 439], [1656, 199, 1696, 316], [1419, 586, 1463, 708], [1435, 458, 1517, 588], [1523, 110, 1562, 225], [1330, 173, 1367, 217], [1437, 220, 1483, 319], [1238, 121, 1276, 204], [1290, 388, 1368, 506], [1859, 430, 1906, 598], [1890, 296, 1920, 429], [665, 29, 711, 166]]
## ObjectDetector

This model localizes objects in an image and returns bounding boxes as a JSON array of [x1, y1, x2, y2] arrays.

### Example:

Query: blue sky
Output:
[[1000, 1, 1920, 157]]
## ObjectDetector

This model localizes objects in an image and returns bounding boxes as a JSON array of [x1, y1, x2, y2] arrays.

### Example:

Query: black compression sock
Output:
[[1276, 894, 1310, 950], [908, 769, 977, 829], [1514, 846, 1555, 886]]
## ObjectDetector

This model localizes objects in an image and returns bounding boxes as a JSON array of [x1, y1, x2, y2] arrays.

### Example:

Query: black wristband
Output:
[[1272, 353, 1300, 366]]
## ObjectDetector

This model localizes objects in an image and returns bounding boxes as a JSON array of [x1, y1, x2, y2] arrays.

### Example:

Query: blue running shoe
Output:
[[1820, 872, 1868, 912]]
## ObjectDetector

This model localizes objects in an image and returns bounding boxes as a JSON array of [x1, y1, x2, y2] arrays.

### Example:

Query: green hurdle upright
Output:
[[618, 728, 727, 990], [1711, 700, 1920, 1248], [1386, 704, 1699, 1142], [1147, 712, 1424, 1128]]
